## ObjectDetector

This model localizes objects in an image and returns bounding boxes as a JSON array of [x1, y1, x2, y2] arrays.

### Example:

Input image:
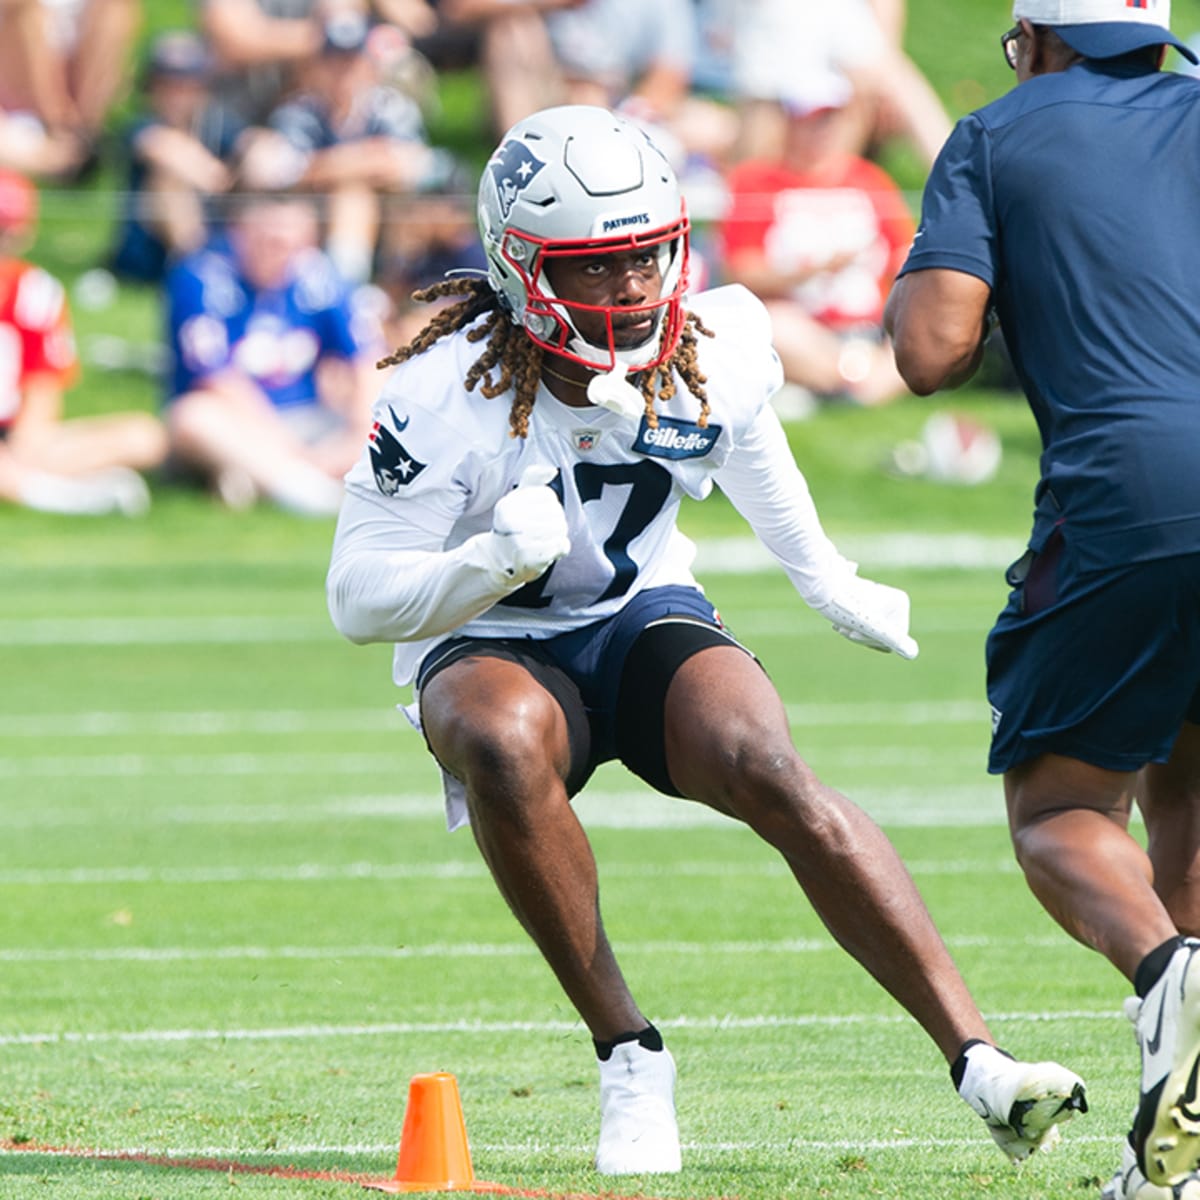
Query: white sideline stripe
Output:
[[0, 699, 989, 738], [0, 1009, 1121, 1048], [0, 934, 1063, 964], [0, 857, 1018, 886]]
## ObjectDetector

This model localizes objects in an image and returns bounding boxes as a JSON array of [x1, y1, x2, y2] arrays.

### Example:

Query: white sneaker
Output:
[[956, 1042, 1088, 1161], [595, 1041, 681, 1175], [1132, 940, 1200, 1186], [1103, 1137, 1200, 1199]]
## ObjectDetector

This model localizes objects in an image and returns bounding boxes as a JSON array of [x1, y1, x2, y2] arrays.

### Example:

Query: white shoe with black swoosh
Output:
[[956, 1042, 1088, 1161], [1133, 939, 1200, 1187]]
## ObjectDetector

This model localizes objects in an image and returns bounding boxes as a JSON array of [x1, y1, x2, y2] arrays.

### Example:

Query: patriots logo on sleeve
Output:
[[369, 407, 426, 495], [487, 140, 546, 220]]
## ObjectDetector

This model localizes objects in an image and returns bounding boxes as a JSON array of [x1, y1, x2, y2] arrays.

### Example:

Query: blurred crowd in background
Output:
[[0, 0, 1150, 516]]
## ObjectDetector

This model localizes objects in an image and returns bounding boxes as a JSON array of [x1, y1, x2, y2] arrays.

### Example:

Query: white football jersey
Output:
[[334, 285, 844, 686]]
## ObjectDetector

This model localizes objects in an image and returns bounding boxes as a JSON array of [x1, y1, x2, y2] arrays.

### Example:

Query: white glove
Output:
[[480, 464, 571, 588], [815, 571, 919, 660]]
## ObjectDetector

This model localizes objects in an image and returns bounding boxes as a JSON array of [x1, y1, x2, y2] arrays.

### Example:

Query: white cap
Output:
[[1012, 0, 1198, 62], [780, 69, 854, 119]]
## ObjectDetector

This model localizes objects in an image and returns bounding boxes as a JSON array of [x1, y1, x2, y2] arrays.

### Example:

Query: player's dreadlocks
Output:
[[377, 277, 715, 440]]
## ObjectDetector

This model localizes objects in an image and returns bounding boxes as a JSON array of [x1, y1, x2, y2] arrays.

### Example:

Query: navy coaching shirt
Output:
[[899, 59, 1200, 571]]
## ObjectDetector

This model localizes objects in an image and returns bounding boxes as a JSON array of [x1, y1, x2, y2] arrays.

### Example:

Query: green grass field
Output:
[[0, 493, 1146, 1200], [7, 0, 1200, 1195]]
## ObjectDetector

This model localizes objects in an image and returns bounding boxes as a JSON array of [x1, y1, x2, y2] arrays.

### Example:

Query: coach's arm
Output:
[[883, 268, 993, 395]]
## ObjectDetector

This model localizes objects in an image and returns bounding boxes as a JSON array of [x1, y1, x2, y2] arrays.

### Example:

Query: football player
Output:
[[328, 104, 1086, 1175]]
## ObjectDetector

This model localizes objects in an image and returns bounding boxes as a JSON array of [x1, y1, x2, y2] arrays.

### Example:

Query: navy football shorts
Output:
[[417, 584, 755, 796], [986, 532, 1200, 774]]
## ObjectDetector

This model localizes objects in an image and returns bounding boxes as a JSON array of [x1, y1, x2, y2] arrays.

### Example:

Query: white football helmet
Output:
[[477, 105, 690, 373]]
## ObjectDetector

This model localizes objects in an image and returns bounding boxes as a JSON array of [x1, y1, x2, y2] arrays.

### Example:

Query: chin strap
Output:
[[586, 364, 646, 421]]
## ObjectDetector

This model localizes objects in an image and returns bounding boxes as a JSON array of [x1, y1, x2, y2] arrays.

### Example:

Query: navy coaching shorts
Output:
[[416, 585, 754, 796], [986, 532, 1200, 774]]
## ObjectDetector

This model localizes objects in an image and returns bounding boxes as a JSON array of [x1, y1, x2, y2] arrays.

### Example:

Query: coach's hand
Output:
[[482, 465, 571, 587], [815, 571, 919, 660]]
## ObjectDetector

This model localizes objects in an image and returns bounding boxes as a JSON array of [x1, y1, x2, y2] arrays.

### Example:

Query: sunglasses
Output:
[[1001, 23, 1024, 69]]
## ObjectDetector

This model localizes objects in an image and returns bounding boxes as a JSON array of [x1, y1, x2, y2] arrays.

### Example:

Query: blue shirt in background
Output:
[[165, 237, 367, 408]]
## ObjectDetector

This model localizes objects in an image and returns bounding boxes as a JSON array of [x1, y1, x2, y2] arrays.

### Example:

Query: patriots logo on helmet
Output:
[[369, 408, 426, 495], [487, 139, 546, 220]]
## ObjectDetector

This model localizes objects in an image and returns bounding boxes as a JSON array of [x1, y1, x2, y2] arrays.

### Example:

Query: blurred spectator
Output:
[[422, 0, 579, 136], [109, 31, 245, 285], [718, 72, 914, 409], [371, 0, 436, 37], [542, 0, 694, 117], [198, 0, 324, 126], [0, 169, 165, 515], [0, 0, 142, 181], [868, 0, 905, 44], [728, 0, 951, 167], [242, 10, 454, 285], [541, 0, 741, 177], [164, 190, 383, 515], [198, 0, 435, 125], [376, 181, 486, 346]]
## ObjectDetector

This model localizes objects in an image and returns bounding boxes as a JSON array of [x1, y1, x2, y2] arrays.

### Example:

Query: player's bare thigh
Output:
[[420, 655, 575, 795], [1004, 752, 1138, 837], [662, 643, 812, 816]]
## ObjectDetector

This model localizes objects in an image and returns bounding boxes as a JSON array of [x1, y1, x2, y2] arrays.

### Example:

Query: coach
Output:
[[883, 3, 1200, 1198]]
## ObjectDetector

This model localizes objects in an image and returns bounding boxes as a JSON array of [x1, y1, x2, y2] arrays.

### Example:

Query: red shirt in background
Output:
[[720, 155, 915, 331], [0, 258, 79, 429]]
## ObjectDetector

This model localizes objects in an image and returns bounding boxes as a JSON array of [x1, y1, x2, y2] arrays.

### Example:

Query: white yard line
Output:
[[693, 533, 1020, 574], [0, 784, 1009, 831], [0, 616, 332, 645], [0, 856, 1017, 885], [0, 746, 985, 780], [0, 613, 991, 645], [0, 699, 989, 738], [0, 933, 1061, 964], [0, 1008, 1120, 1048]]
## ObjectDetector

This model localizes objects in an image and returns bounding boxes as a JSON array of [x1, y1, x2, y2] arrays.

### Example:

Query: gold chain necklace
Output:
[[541, 363, 592, 388]]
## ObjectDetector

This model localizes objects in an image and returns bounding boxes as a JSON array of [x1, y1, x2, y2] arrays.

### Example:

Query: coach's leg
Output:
[[1138, 722, 1200, 937], [1009, 752, 1200, 1187], [662, 643, 990, 1061], [420, 656, 647, 1041], [1004, 753, 1177, 980]]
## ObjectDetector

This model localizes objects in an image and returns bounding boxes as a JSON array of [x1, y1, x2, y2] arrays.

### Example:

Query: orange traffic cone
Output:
[[364, 1072, 507, 1193]]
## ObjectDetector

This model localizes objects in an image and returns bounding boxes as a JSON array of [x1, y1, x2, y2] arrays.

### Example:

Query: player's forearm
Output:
[[716, 405, 851, 609], [327, 520, 516, 645]]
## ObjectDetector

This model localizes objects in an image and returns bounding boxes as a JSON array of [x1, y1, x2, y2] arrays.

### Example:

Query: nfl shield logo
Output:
[[574, 429, 601, 452]]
